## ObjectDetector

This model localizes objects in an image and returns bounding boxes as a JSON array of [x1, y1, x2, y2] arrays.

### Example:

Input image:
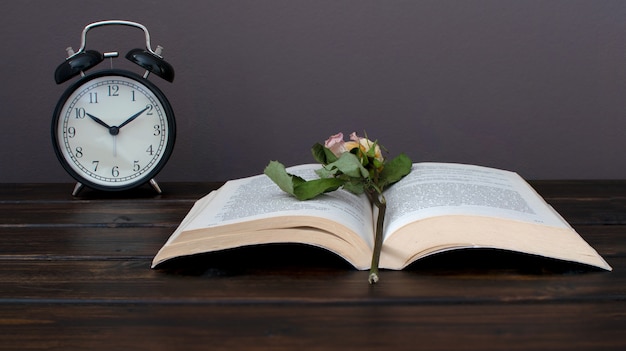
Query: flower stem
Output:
[[367, 190, 386, 284]]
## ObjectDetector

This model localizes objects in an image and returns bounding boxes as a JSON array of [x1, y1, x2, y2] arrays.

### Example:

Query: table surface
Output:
[[1, 181, 624, 350]]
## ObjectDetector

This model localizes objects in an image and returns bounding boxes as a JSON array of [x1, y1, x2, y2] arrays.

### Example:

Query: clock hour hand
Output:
[[118, 105, 150, 130], [86, 112, 120, 136], [86, 112, 112, 129]]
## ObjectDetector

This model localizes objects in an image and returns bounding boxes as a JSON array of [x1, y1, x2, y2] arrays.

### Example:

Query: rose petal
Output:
[[325, 132, 347, 157]]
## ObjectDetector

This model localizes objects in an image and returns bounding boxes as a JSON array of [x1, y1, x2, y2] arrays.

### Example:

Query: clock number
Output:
[[89, 92, 98, 104], [133, 161, 140, 172], [153, 125, 161, 136], [75, 147, 83, 158], [74, 108, 86, 119], [131, 90, 136, 102], [146, 145, 154, 156], [108, 85, 120, 97], [112, 166, 120, 177], [92, 161, 99, 171], [67, 127, 76, 138], [146, 104, 154, 115]]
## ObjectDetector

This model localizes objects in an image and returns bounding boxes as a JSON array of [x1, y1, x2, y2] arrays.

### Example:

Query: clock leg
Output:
[[72, 182, 84, 196], [149, 179, 163, 194]]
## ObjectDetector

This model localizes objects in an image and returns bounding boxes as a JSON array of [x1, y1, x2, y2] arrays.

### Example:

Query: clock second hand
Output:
[[87, 106, 149, 157], [113, 106, 150, 158], [87, 106, 150, 157], [86, 112, 118, 156], [111, 106, 149, 158]]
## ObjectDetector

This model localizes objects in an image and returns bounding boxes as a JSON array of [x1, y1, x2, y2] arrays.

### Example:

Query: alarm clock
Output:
[[52, 20, 176, 196]]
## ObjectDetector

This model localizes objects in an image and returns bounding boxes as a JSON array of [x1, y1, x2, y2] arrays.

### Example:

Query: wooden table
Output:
[[1, 181, 624, 350]]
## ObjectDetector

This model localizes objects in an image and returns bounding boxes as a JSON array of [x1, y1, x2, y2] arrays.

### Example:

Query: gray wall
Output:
[[1, 1, 625, 183]]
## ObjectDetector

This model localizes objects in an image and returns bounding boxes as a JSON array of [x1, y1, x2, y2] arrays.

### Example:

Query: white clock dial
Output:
[[53, 71, 175, 190]]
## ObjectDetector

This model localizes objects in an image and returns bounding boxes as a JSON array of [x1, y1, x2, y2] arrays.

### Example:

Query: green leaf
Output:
[[378, 153, 412, 189], [264, 160, 346, 200], [293, 177, 345, 200], [264, 161, 300, 196], [342, 180, 365, 194], [311, 143, 337, 165], [315, 166, 337, 179], [372, 158, 383, 170], [324, 152, 369, 178], [366, 140, 379, 158], [311, 143, 326, 164]]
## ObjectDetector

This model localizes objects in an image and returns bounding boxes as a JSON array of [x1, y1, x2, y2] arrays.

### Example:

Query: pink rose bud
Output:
[[325, 132, 347, 157]]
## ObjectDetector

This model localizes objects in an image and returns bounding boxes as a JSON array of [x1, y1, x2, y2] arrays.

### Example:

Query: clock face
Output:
[[52, 70, 175, 191]]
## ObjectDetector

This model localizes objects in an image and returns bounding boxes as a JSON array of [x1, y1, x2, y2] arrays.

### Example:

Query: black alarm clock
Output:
[[52, 20, 176, 195]]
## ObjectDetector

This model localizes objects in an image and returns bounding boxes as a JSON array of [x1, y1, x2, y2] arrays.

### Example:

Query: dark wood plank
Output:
[[0, 182, 222, 201], [547, 198, 626, 225], [3, 182, 626, 229], [0, 254, 620, 303], [3, 183, 626, 230], [3, 180, 626, 202], [0, 227, 173, 259], [0, 182, 624, 351], [529, 180, 626, 199], [1, 302, 624, 351], [0, 200, 192, 227], [0, 224, 621, 261], [0, 183, 218, 228], [572, 225, 626, 257]]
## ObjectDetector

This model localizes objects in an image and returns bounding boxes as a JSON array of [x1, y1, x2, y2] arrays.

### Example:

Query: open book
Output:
[[152, 162, 612, 271]]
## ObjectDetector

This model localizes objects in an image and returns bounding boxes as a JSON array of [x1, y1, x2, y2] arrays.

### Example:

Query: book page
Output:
[[383, 163, 569, 241], [182, 164, 375, 248]]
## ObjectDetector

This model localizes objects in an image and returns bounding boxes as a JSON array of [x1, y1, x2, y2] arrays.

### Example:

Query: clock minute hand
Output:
[[118, 106, 150, 130]]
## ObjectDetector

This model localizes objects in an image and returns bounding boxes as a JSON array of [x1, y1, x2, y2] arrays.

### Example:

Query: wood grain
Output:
[[0, 182, 624, 350]]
